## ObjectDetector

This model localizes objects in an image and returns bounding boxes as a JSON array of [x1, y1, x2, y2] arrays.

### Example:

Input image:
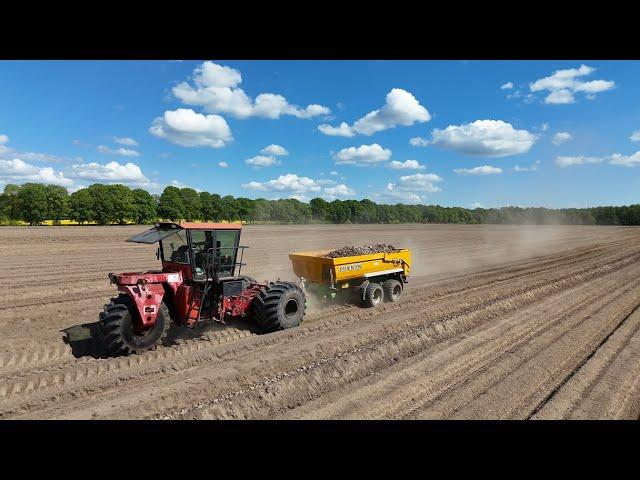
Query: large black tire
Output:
[[362, 282, 384, 308], [98, 294, 171, 356], [252, 281, 306, 333], [382, 279, 403, 302]]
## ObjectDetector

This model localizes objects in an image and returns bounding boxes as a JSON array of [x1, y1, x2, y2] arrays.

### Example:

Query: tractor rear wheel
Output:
[[98, 294, 171, 356], [382, 279, 403, 302], [362, 282, 384, 308], [252, 281, 306, 333]]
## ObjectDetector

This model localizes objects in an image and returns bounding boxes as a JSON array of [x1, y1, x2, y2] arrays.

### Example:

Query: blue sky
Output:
[[0, 60, 639, 208]]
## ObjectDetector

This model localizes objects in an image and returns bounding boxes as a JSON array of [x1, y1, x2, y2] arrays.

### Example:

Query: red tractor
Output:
[[98, 222, 306, 356]]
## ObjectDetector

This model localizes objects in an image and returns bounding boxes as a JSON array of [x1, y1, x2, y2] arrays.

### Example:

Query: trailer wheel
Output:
[[252, 281, 306, 333], [98, 294, 171, 356], [363, 282, 384, 308], [382, 279, 403, 302]]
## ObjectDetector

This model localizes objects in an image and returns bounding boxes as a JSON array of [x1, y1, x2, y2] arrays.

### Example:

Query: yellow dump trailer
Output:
[[288, 249, 411, 308]]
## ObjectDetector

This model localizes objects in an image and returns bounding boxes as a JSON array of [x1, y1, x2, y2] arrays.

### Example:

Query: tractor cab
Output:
[[126, 222, 246, 281]]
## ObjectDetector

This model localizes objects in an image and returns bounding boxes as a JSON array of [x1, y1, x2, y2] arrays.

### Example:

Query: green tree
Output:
[[310, 197, 329, 222], [0, 192, 6, 221], [329, 200, 351, 223], [157, 186, 185, 221], [45, 184, 69, 225], [252, 198, 272, 222], [357, 199, 378, 223], [236, 197, 256, 222], [86, 184, 115, 225], [132, 188, 157, 224], [16, 183, 49, 225], [209, 193, 224, 221], [69, 188, 95, 224], [0, 184, 21, 221], [199, 191, 214, 221], [221, 195, 238, 221], [180, 188, 202, 222], [106, 184, 135, 224]]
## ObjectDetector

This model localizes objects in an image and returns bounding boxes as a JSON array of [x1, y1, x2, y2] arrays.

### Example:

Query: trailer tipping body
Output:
[[289, 249, 411, 287]]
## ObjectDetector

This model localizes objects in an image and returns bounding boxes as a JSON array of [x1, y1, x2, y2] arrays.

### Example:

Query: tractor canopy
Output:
[[126, 222, 242, 244]]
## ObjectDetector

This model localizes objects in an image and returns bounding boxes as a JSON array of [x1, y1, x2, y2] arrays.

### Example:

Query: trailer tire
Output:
[[252, 281, 306, 333], [362, 282, 384, 308], [98, 294, 171, 356], [382, 279, 403, 302]]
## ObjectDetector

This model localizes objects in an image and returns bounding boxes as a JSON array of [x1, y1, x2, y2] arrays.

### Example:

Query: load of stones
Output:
[[326, 244, 401, 258]]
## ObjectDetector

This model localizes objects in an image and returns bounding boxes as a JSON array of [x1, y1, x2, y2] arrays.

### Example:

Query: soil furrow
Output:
[[532, 307, 640, 419]]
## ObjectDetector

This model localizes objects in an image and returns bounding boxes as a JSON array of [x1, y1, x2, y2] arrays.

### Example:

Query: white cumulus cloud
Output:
[[260, 144, 289, 156], [529, 64, 615, 104], [514, 161, 540, 172], [242, 173, 321, 194], [113, 137, 138, 147], [242, 173, 354, 201], [552, 132, 573, 145], [70, 161, 149, 183], [388, 160, 425, 170], [375, 174, 441, 204], [0, 136, 72, 164], [545, 89, 574, 104], [323, 183, 356, 200], [500, 82, 514, 90], [245, 155, 281, 168], [556, 151, 640, 168], [149, 108, 232, 148], [318, 122, 355, 137], [218, 161, 229, 168], [334, 143, 392, 166], [630, 130, 640, 142], [555, 156, 603, 168], [97, 145, 140, 157], [429, 120, 536, 157], [172, 61, 330, 120], [318, 88, 430, 137], [394, 172, 443, 192], [0, 158, 73, 186], [409, 136, 430, 147], [454, 165, 503, 175], [609, 152, 640, 167], [375, 189, 425, 205]]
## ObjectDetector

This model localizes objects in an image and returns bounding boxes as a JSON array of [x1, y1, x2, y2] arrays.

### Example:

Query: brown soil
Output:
[[1, 224, 639, 419]]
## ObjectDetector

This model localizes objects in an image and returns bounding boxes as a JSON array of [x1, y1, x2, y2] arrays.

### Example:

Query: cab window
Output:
[[215, 230, 239, 276], [160, 230, 190, 264], [191, 230, 214, 276]]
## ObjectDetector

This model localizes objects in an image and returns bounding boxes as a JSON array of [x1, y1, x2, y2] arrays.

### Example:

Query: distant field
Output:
[[1, 224, 640, 419]]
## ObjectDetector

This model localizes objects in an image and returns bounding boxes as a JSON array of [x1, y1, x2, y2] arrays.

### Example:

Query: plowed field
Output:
[[1, 224, 639, 419]]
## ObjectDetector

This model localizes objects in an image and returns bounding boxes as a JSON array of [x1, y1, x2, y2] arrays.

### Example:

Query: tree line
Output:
[[1, 182, 640, 226]]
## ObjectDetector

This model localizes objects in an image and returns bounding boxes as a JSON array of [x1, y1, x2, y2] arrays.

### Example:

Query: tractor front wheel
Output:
[[252, 282, 306, 333], [98, 294, 171, 356]]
